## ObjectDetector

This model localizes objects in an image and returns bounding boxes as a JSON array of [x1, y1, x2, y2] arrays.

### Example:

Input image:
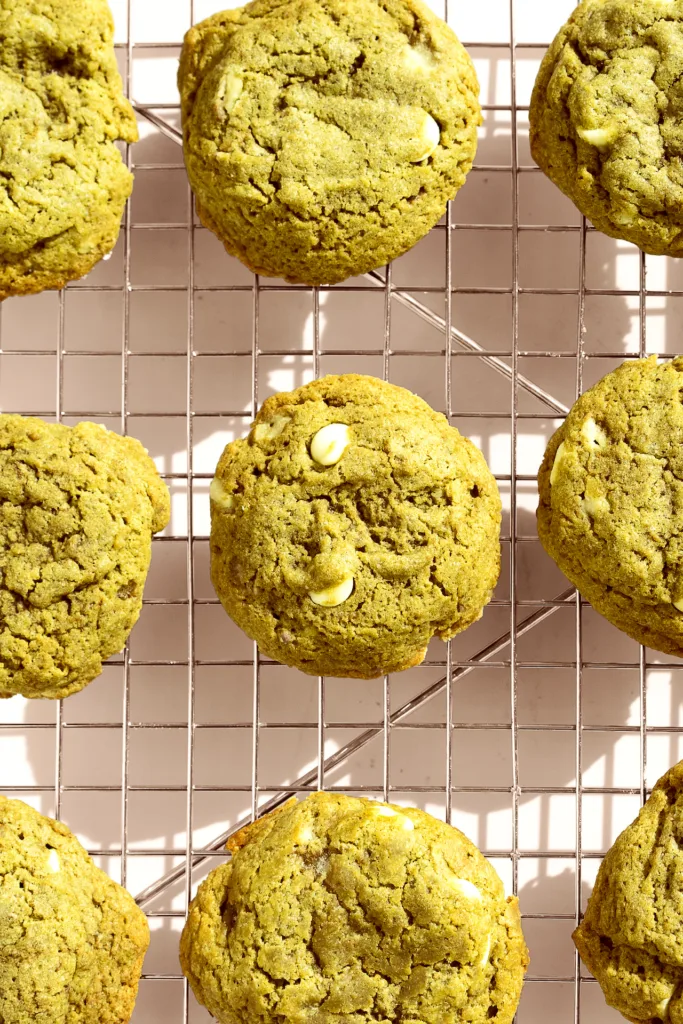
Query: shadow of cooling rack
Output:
[[130, 104, 576, 911]]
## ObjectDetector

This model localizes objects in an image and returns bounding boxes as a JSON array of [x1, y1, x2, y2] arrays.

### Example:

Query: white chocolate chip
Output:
[[449, 877, 483, 902], [371, 805, 415, 830], [47, 849, 60, 873], [210, 477, 235, 510], [252, 414, 291, 443], [674, 598, 683, 613], [577, 126, 614, 148], [218, 72, 243, 115], [412, 112, 440, 162], [581, 418, 607, 449], [583, 495, 610, 517], [309, 575, 354, 607], [310, 423, 351, 467], [550, 441, 567, 486], [403, 44, 436, 72], [480, 933, 492, 967], [612, 207, 637, 225], [295, 825, 314, 844]]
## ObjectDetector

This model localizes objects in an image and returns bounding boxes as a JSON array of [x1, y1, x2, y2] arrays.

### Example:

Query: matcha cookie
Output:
[[180, 792, 529, 1024], [573, 759, 683, 1023], [178, 0, 480, 285], [0, 796, 149, 1024], [210, 374, 501, 678], [537, 356, 683, 656], [0, 415, 170, 699], [530, 0, 683, 257], [0, 0, 138, 299]]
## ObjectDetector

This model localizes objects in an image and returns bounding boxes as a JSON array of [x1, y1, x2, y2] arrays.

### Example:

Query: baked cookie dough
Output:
[[180, 792, 529, 1024], [0, 0, 138, 299], [178, 0, 480, 285], [210, 374, 501, 678], [530, 0, 683, 256], [0, 415, 170, 699], [537, 356, 683, 656], [0, 796, 149, 1024], [574, 759, 683, 1023]]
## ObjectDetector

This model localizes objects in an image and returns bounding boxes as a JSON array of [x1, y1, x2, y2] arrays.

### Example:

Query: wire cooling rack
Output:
[[4, 0, 683, 1021]]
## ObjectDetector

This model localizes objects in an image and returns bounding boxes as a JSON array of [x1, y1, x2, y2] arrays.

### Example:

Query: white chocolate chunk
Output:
[[218, 72, 243, 115], [47, 849, 60, 873], [577, 126, 614, 148], [581, 418, 607, 449], [310, 423, 351, 466], [252, 414, 291, 443], [612, 207, 637, 225], [371, 805, 415, 830], [449, 877, 483, 902], [309, 575, 354, 607], [412, 112, 440, 162], [583, 495, 610, 517], [550, 441, 567, 486], [403, 44, 436, 72], [674, 597, 683, 613], [295, 825, 314, 844], [210, 477, 235, 509], [480, 933, 492, 967]]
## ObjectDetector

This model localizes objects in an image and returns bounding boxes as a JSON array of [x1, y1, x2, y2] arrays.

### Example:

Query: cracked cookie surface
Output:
[[573, 760, 683, 1024], [530, 0, 683, 256], [0, 0, 138, 299], [0, 415, 170, 699], [210, 374, 501, 679], [178, 0, 480, 285], [180, 792, 529, 1024], [0, 796, 149, 1024], [537, 356, 683, 656]]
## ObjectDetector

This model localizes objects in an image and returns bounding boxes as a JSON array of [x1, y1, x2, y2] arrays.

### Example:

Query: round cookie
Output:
[[0, 0, 138, 300], [178, 0, 480, 285], [529, 0, 683, 257], [537, 356, 683, 656], [0, 796, 149, 1024], [210, 374, 501, 678], [0, 415, 170, 699], [180, 792, 529, 1024], [573, 759, 683, 1023]]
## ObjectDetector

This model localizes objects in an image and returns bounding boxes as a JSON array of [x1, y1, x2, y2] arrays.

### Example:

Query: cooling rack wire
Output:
[[3, 0, 683, 1021]]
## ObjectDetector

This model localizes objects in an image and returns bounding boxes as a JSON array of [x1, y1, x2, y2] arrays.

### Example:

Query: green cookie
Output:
[[210, 374, 501, 679], [574, 759, 683, 1023], [530, 0, 683, 256], [0, 796, 149, 1024], [178, 0, 480, 284], [0, 415, 170, 699], [0, 0, 138, 299], [538, 356, 683, 656], [180, 792, 529, 1024]]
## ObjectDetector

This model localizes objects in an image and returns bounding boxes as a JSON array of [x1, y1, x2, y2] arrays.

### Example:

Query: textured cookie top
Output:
[[537, 357, 683, 655], [573, 760, 683, 1023], [530, 0, 683, 256], [210, 375, 501, 678], [0, 796, 149, 1024], [178, 0, 480, 284], [181, 792, 529, 1024], [0, 0, 138, 299], [0, 415, 170, 698]]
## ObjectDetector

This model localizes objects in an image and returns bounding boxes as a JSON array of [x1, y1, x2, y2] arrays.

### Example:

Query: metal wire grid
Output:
[[0, 0, 677, 1020]]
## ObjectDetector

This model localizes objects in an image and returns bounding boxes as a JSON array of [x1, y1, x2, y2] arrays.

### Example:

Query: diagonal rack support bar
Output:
[[131, 104, 569, 418], [135, 586, 576, 908]]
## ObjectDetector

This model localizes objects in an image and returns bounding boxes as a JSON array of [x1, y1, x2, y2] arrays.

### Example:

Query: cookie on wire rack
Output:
[[0, 415, 170, 699], [178, 0, 481, 285], [574, 758, 683, 1023], [0, 0, 138, 299], [530, 0, 683, 257], [210, 374, 501, 679], [0, 795, 149, 1024], [180, 792, 529, 1024]]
